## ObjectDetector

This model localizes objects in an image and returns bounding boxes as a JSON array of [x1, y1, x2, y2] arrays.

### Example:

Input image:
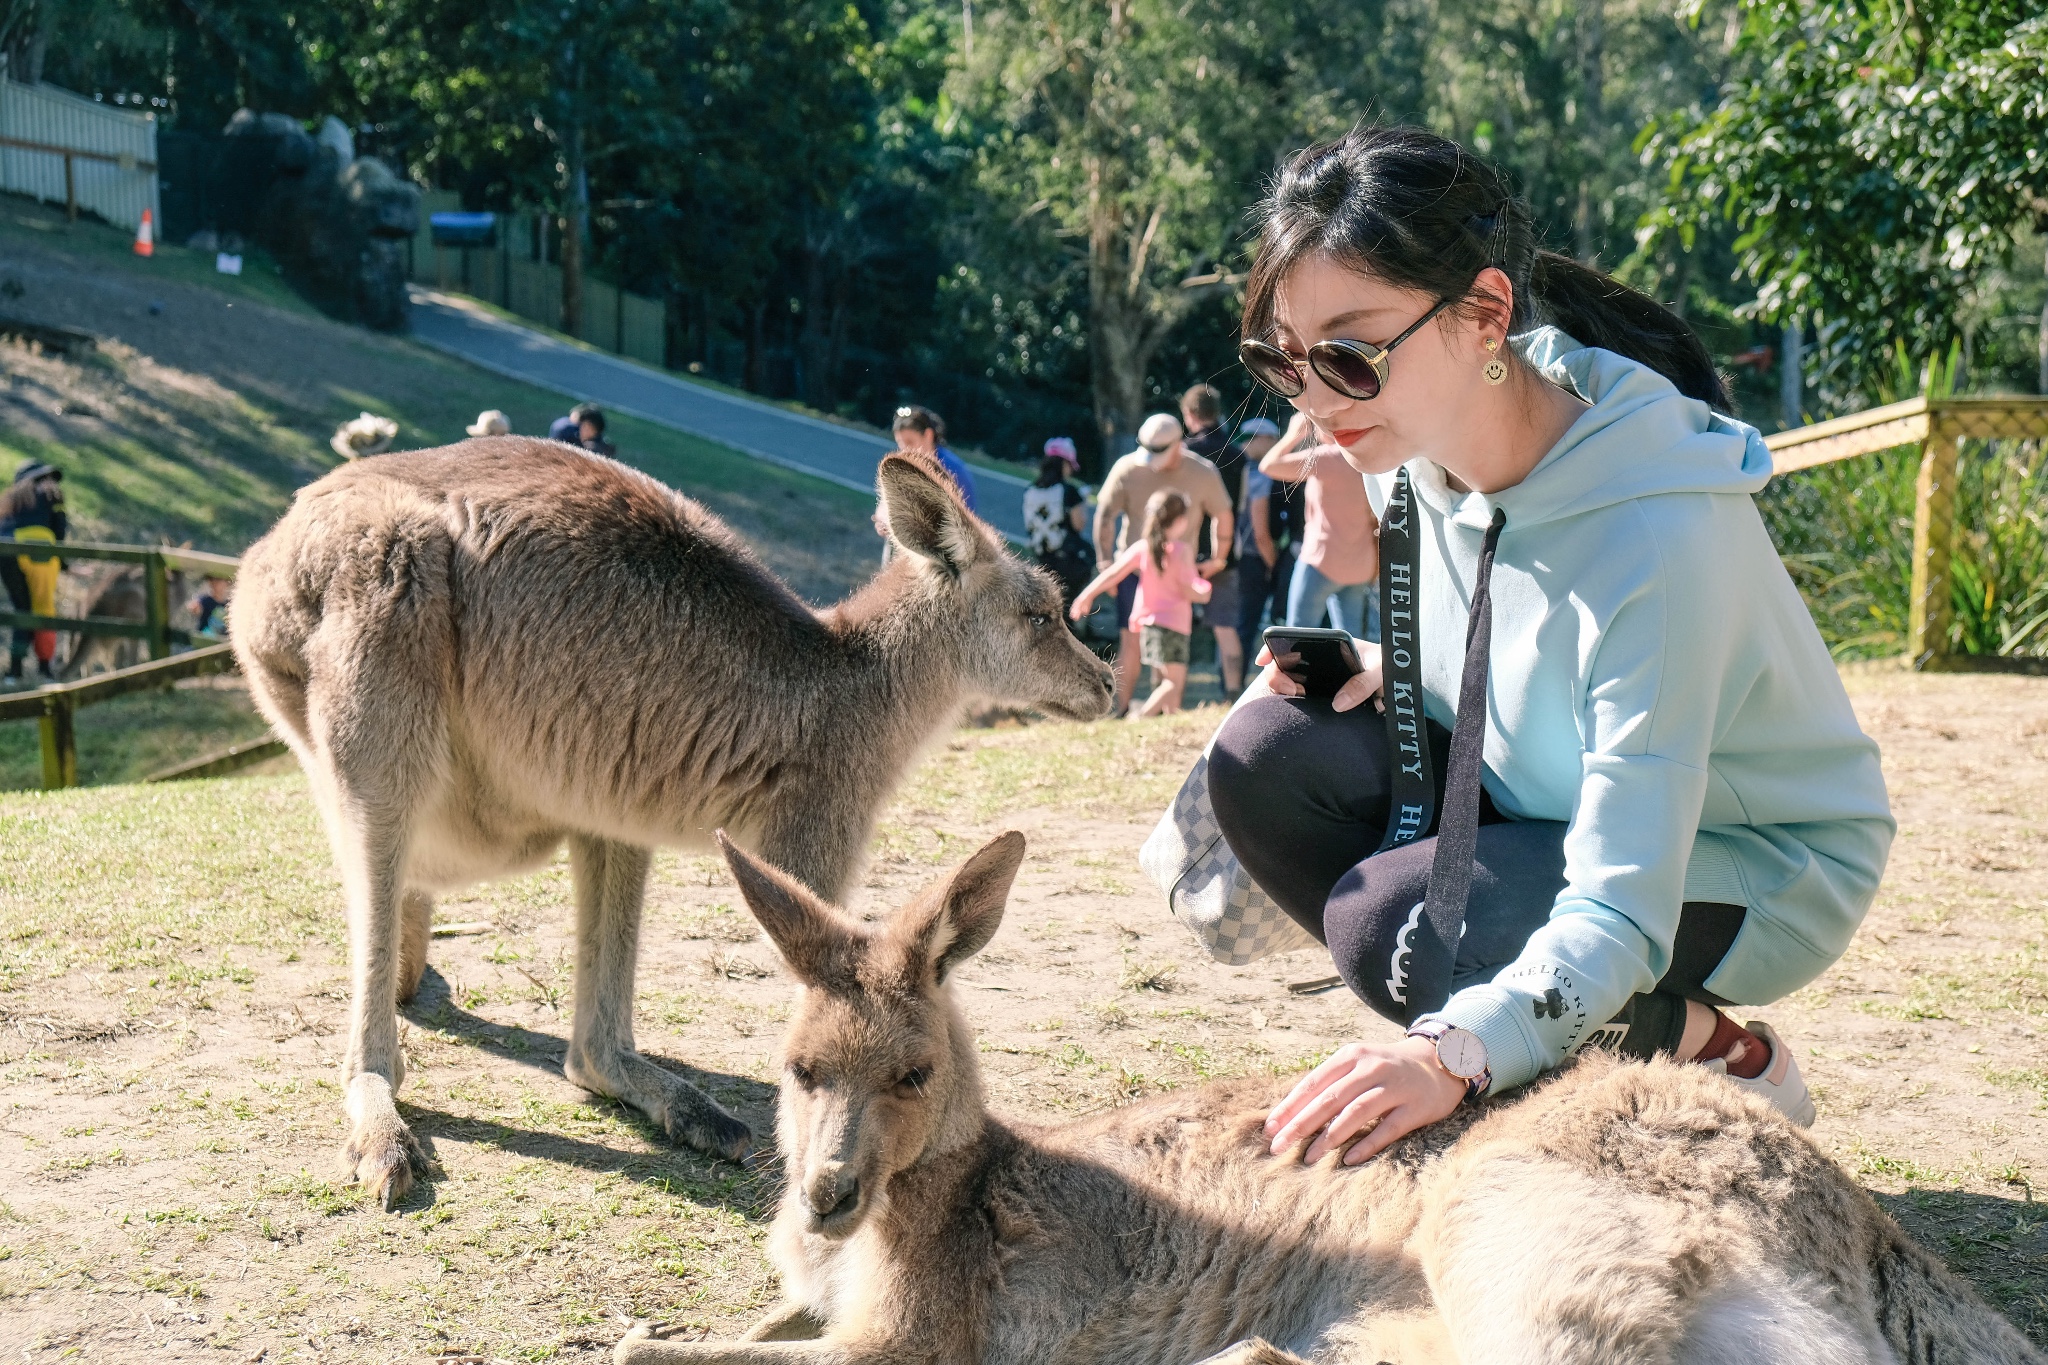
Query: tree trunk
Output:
[[1572, 0, 1606, 263], [1668, 240, 1694, 320], [560, 126, 587, 339], [798, 235, 836, 411], [1085, 150, 1182, 466], [1780, 322, 1804, 429], [744, 300, 766, 393], [827, 273, 851, 401], [2038, 235, 2047, 396]]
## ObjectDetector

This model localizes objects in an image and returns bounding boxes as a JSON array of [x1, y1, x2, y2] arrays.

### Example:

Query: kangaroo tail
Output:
[[1872, 1226, 2046, 1364]]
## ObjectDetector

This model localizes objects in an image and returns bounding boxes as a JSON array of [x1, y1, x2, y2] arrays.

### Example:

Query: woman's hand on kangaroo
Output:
[[1252, 641, 1385, 713], [1266, 1034, 1466, 1165]]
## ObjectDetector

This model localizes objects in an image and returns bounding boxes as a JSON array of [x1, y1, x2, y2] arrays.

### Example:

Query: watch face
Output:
[[1438, 1028, 1487, 1080]]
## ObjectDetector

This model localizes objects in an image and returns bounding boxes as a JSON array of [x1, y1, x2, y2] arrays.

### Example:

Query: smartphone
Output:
[[1262, 625, 1364, 699]]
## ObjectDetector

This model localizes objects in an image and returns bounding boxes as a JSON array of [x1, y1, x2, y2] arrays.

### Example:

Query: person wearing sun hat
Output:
[[0, 460, 66, 681], [467, 409, 512, 437], [1023, 436, 1095, 618]]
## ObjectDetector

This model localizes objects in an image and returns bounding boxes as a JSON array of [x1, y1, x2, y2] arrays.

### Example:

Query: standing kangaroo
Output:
[[612, 831, 2045, 1365], [230, 440, 1113, 1209]]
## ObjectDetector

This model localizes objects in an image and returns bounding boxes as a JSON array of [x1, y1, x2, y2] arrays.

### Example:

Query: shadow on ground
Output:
[[1875, 1187, 2048, 1342], [397, 966, 780, 1216]]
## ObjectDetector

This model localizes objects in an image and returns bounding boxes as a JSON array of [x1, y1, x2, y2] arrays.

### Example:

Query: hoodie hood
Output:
[[1408, 326, 1774, 532]]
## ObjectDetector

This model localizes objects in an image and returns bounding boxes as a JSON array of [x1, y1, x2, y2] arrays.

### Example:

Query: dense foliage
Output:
[[1642, 0, 2048, 407], [5, 1, 2045, 659], [9, 0, 1780, 469]]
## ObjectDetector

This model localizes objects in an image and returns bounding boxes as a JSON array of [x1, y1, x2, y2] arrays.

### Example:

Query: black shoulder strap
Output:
[[1407, 505, 1507, 1015], [1374, 463, 1508, 1018], [1375, 468, 1434, 854]]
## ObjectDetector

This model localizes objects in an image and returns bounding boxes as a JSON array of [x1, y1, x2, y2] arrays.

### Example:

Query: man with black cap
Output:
[[1, 461, 67, 682]]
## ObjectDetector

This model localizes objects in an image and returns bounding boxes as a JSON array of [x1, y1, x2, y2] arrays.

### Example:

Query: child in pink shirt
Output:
[[1070, 490, 1210, 716]]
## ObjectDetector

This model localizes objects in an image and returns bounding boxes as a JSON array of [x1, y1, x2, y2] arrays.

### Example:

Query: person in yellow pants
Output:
[[1, 462, 67, 683]]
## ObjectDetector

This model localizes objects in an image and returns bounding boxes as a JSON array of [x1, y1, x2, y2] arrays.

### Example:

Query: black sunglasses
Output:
[[1238, 297, 1453, 402]]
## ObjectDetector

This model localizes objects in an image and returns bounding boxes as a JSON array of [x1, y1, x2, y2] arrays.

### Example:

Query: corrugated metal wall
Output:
[[407, 196, 666, 368], [0, 80, 159, 232]]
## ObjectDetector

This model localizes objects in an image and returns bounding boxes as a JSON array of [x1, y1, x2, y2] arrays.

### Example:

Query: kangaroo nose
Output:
[[805, 1164, 861, 1221]]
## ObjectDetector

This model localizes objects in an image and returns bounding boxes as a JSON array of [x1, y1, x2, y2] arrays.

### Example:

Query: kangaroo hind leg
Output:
[[1426, 1159, 1712, 1365], [563, 834, 753, 1161], [396, 888, 433, 1004], [1674, 1268, 1895, 1365]]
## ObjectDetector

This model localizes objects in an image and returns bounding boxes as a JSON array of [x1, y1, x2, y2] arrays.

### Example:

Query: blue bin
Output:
[[430, 211, 498, 248]]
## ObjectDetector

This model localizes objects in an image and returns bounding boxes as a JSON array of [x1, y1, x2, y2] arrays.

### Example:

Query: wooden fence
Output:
[[0, 539, 283, 789], [1763, 396, 2048, 672]]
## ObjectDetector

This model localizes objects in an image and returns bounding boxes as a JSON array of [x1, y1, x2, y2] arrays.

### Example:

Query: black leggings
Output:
[[1209, 694, 1742, 1058], [1, 556, 29, 665]]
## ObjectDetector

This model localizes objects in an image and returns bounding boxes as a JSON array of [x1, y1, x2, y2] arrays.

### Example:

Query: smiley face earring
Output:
[[1482, 336, 1508, 385]]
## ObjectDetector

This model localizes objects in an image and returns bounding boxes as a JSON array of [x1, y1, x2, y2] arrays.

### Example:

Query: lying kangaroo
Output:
[[614, 831, 2044, 1365], [230, 440, 1113, 1209]]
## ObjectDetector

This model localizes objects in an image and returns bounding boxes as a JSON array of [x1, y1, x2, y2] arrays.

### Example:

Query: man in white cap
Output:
[[467, 410, 512, 437], [1092, 413, 1232, 712]]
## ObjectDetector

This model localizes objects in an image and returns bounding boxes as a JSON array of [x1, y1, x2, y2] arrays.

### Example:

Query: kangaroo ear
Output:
[[878, 454, 980, 574], [898, 831, 1026, 985], [717, 831, 853, 986]]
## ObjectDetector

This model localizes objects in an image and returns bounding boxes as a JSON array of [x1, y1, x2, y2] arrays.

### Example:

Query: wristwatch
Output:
[[1406, 1019, 1491, 1102]]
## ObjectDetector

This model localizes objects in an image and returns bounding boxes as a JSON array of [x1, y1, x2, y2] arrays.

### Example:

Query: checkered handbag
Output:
[[1139, 749, 1318, 966]]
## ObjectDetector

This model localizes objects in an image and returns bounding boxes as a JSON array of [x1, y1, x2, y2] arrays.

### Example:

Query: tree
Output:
[[1641, 0, 2048, 403], [952, 0, 1423, 456], [311, 0, 692, 340]]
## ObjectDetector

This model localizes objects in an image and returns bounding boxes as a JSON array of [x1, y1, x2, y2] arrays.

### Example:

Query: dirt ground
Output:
[[1, 669, 2045, 1360]]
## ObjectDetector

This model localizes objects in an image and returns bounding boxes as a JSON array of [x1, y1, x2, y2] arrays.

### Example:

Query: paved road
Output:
[[406, 287, 1032, 541]]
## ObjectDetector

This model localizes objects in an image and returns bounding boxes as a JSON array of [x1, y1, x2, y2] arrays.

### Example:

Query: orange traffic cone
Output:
[[133, 208, 154, 257]]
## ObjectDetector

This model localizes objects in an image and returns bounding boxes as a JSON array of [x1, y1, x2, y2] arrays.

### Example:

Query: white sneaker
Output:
[[1703, 1020, 1816, 1127]]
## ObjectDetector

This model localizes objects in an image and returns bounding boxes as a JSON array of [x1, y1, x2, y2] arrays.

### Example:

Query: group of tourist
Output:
[[1015, 385, 1384, 719], [463, 403, 617, 459]]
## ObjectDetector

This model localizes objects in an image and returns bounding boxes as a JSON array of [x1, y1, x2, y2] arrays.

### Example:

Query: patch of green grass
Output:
[[1117, 958, 1179, 992], [0, 775, 337, 986], [892, 708, 1219, 823], [1852, 944, 2048, 1025], [1986, 1067, 2048, 1109], [0, 197, 319, 316], [1849, 1140, 1959, 1186], [0, 198, 875, 577], [0, 684, 276, 792]]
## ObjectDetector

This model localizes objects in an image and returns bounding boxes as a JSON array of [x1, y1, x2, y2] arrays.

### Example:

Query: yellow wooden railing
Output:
[[0, 540, 284, 789], [1763, 397, 2048, 672]]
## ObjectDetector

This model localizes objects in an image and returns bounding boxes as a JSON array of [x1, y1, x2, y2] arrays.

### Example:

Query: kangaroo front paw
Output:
[[342, 1074, 429, 1210]]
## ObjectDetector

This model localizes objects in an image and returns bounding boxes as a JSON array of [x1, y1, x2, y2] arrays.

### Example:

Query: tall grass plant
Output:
[[1759, 343, 2048, 660]]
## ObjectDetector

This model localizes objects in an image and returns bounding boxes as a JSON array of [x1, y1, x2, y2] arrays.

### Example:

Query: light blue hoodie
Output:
[[1372, 328, 1895, 1093]]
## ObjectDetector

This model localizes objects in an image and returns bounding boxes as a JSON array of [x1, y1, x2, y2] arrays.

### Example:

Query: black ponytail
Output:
[[1242, 125, 1731, 412]]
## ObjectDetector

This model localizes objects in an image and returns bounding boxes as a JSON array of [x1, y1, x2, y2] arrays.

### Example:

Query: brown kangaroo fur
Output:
[[612, 832, 2046, 1365], [229, 440, 1113, 1209]]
